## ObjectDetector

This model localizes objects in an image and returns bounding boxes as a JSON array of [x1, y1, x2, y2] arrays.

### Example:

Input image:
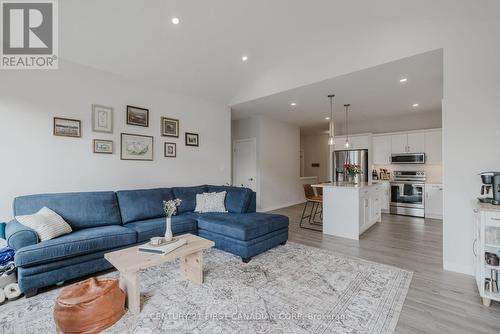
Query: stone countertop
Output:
[[312, 182, 381, 189], [475, 201, 500, 213]]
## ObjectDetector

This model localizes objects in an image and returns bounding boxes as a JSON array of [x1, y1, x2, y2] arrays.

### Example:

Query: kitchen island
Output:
[[314, 182, 384, 240]]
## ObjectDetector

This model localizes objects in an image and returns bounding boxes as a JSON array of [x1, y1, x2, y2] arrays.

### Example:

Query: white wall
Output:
[[231, 1, 500, 275], [232, 116, 304, 211], [300, 134, 330, 182], [0, 60, 231, 222]]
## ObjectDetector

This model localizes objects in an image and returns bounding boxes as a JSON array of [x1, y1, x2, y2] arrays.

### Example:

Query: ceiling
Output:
[[231, 50, 443, 135], [58, 0, 458, 105]]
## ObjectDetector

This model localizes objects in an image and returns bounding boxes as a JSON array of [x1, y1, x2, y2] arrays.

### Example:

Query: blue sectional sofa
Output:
[[5, 185, 288, 296]]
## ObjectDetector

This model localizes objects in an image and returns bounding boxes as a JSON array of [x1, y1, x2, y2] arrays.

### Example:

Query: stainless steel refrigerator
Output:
[[332, 149, 369, 182]]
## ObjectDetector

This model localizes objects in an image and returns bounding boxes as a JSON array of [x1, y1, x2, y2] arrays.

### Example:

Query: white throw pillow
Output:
[[15, 207, 72, 241], [194, 192, 228, 213]]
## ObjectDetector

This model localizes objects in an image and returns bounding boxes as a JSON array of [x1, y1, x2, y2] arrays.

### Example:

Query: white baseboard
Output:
[[425, 214, 443, 220], [443, 261, 474, 276], [258, 200, 306, 213]]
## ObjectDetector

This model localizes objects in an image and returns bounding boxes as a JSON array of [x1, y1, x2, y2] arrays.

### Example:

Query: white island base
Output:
[[318, 182, 384, 240]]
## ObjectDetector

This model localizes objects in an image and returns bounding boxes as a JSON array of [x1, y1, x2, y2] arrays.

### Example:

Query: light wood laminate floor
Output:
[[270, 204, 500, 334]]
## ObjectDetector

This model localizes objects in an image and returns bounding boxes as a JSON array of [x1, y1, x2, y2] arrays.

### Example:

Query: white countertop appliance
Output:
[[390, 170, 426, 217]]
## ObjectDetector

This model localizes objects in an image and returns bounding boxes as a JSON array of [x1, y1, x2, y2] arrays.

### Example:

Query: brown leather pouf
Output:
[[53, 277, 125, 334]]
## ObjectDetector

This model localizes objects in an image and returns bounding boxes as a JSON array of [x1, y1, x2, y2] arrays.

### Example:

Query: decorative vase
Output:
[[353, 174, 360, 184], [165, 216, 173, 242]]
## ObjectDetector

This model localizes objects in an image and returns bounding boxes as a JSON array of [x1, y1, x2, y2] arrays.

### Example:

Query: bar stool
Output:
[[300, 184, 323, 230]]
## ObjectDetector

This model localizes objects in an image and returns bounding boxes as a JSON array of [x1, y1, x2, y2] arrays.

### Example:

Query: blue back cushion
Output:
[[13, 192, 122, 230], [116, 188, 174, 224], [172, 185, 208, 213], [207, 185, 253, 213]]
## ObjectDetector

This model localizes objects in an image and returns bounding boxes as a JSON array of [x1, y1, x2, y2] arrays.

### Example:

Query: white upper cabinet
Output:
[[349, 135, 370, 150], [391, 134, 408, 154], [425, 130, 442, 164], [334, 135, 370, 150], [391, 133, 425, 154], [333, 136, 346, 151], [407, 133, 425, 153], [372, 135, 391, 164]]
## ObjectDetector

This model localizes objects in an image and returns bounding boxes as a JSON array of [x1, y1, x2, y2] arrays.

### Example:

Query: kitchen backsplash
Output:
[[373, 164, 443, 183]]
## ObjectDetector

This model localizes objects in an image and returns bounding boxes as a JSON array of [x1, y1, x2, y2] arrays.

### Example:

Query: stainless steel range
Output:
[[390, 171, 426, 217]]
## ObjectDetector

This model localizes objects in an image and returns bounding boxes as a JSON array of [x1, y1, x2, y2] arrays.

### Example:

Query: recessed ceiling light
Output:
[[241, 56, 248, 62], [400, 78, 408, 83], [171, 17, 180, 25], [325, 117, 330, 120], [290, 102, 297, 107], [412, 103, 419, 108]]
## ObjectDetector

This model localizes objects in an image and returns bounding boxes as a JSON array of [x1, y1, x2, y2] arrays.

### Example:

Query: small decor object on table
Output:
[[53, 117, 81, 137], [164, 142, 176, 157], [344, 164, 363, 184], [163, 199, 182, 242], [126, 105, 149, 127], [93, 139, 113, 154], [92, 105, 113, 133], [120, 133, 154, 161], [161, 117, 179, 137], [185, 132, 199, 147]]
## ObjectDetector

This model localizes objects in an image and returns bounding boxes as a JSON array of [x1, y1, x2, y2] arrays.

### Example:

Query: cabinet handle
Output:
[[473, 238, 477, 256], [491, 217, 500, 221]]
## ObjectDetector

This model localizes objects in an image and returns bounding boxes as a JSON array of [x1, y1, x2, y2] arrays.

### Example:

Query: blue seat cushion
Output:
[[13, 192, 122, 230], [172, 185, 207, 213], [197, 213, 289, 241], [125, 215, 198, 242], [206, 185, 253, 213], [15, 225, 136, 267], [116, 188, 174, 224]]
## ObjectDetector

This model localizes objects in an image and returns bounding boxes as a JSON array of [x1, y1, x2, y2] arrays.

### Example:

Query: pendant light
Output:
[[327, 94, 335, 146], [344, 104, 351, 148]]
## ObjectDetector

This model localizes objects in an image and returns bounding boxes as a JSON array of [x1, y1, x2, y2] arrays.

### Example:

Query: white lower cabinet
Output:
[[359, 186, 382, 234], [425, 183, 443, 219], [378, 182, 390, 213]]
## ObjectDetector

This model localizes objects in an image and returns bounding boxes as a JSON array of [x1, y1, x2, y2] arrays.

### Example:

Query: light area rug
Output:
[[0, 242, 412, 334]]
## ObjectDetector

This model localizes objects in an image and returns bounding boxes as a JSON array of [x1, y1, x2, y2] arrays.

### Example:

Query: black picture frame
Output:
[[161, 117, 179, 137], [53, 117, 81, 138], [164, 142, 177, 157], [185, 132, 199, 147], [126, 105, 149, 127]]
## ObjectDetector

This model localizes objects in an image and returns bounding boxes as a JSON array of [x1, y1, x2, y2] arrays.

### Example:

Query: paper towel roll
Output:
[[4, 283, 21, 300]]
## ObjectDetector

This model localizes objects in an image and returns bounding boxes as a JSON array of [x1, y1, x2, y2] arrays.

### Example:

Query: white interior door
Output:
[[233, 139, 257, 191]]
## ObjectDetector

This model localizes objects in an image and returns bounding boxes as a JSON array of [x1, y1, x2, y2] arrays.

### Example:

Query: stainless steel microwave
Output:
[[390, 153, 426, 164]]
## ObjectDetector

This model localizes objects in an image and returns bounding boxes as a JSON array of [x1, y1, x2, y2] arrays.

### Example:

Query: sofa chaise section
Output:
[[197, 212, 288, 262]]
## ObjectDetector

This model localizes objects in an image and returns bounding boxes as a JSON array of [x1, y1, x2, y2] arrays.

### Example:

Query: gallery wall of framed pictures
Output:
[[53, 103, 200, 161]]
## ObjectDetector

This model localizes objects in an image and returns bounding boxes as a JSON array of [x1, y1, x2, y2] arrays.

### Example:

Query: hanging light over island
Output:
[[327, 94, 335, 146], [344, 104, 351, 148]]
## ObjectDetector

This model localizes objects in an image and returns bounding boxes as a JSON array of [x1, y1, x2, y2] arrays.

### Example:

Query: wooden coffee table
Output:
[[104, 234, 214, 315]]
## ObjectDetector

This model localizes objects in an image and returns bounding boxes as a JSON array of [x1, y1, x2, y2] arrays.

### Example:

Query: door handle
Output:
[[248, 178, 254, 181]]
